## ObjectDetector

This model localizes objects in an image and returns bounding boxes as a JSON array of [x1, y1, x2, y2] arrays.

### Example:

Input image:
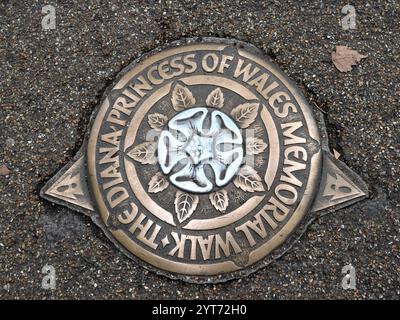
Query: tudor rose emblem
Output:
[[41, 38, 368, 283]]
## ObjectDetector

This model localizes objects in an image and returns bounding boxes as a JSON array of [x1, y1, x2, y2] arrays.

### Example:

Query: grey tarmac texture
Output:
[[0, 0, 399, 299]]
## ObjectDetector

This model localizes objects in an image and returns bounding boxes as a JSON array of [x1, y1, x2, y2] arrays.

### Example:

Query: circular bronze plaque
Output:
[[87, 38, 322, 281]]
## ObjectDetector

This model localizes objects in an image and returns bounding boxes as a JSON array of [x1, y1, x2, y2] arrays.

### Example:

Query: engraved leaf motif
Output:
[[206, 88, 224, 108], [127, 142, 157, 164], [171, 83, 196, 111], [246, 137, 268, 155], [230, 103, 259, 128], [174, 191, 199, 223], [148, 172, 169, 193], [209, 189, 229, 213], [148, 113, 168, 131], [234, 165, 265, 193]]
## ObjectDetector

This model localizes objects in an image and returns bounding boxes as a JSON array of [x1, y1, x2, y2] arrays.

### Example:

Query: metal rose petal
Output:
[[168, 107, 208, 139]]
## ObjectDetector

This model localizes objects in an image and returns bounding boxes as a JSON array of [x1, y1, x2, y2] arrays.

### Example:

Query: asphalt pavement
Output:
[[0, 0, 399, 299]]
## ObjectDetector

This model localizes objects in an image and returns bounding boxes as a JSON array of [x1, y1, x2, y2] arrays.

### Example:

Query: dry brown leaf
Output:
[[174, 191, 199, 223], [246, 137, 268, 155], [148, 113, 168, 131], [230, 103, 259, 128], [171, 83, 196, 111], [148, 172, 169, 193], [127, 141, 157, 164], [0, 164, 10, 176], [206, 88, 224, 108], [234, 165, 265, 193], [332, 46, 367, 72], [209, 189, 229, 212]]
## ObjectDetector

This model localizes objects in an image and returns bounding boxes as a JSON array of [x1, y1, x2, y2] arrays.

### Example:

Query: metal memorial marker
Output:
[[41, 38, 368, 282]]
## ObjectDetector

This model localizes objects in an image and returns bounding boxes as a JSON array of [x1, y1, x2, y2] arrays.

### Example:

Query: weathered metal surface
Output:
[[41, 38, 368, 283]]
